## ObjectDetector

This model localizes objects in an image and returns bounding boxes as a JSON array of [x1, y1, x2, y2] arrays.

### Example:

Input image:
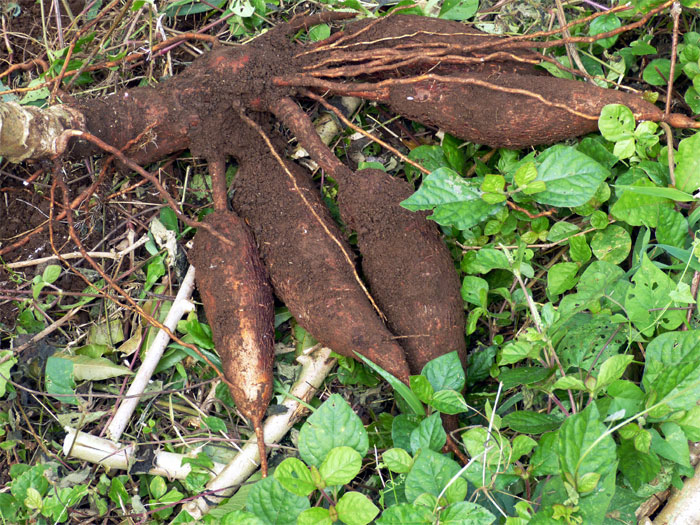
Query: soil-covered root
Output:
[[383, 72, 668, 148], [231, 150, 412, 384], [190, 210, 275, 476], [336, 169, 466, 374]]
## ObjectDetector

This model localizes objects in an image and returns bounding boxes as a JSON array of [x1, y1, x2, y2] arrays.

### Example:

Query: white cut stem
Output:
[[106, 264, 196, 441], [182, 347, 336, 519], [62, 427, 227, 479], [6, 235, 149, 269], [61, 346, 336, 518], [652, 462, 700, 525]]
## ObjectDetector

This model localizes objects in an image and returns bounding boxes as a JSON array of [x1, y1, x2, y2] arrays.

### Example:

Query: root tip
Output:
[[255, 424, 268, 478], [666, 113, 700, 129]]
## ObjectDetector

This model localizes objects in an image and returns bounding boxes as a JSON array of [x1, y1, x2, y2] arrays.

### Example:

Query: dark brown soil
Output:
[[337, 169, 466, 374], [2, 0, 84, 63], [0, 181, 96, 329]]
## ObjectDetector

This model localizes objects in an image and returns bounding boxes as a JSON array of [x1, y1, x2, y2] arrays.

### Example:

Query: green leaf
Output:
[[45, 356, 77, 405], [643, 330, 700, 409], [607, 380, 645, 419], [611, 179, 674, 227], [0, 350, 17, 398], [598, 104, 635, 142], [514, 161, 537, 187], [678, 406, 700, 441], [512, 434, 538, 462], [296, 507, 332, 525], [555, 313, 626, 372], [422, 351, 465, 392], [401, 167, 503, 230], [404, 449, 461, 501], [42, 264, 62, 284], [577, 471, 601, 494], [552, 376, 587, 391], [392, 414, 422, 451], [203, 416, 227, 433], [533, 146, 609, 207], [376, 503, 433, 524], [59, 354, 132, 381], [685, 87, 700, 113], [596, 354, 634, 392], [444, 477, 468, 505], [651, 423, 690, 467], [438, 0, 478, 20], [643, 58, 681, 86], [498, 366, 552, 389], [439, 501, 495, 524], [577, 137, 618, 169], [461, 276, 489, 306], [589, 210, 609, 229], [307, 24, 330, 41], [159, 206, 179, 232], [675, 132, 700, 193], [297, 394, 369, 467], [336, 492, 380, 525], [410, 413, 446, 453], [588, 13, 621, 49], [410, 375, 434, 404], [24, 486, 42, 510], [274, 458, 315, 497], [462, 426, 511, 466], [502, 411, 561, 434], [657, 208, 689, 248], [430, 390, 469, 415], [481, 174, 505, 193], [498, 341, 534, 366], [461, 248, 510, 274], [405, 145, 448, 181], [246, 477, 310, 525], [531, 432, 560, 476], [558, 404, 617, 481], [625, 255, 685, 336], [150, 476, 167, 500], [319, 446, 362, 486], [618, 440, 660, 490], [442, 133, 467, 173], [613, 137, 636, 159], [547, 262, 579, 296], [648, 359, 700, 411], [220, 510, 266, 525], [548, 221, 580, 242], [590, 224, 631, 264], [383, 448, 414, 474], [108, 477, 130, 507], [568, 235, 591, 263], [355, 353, 424, 416]]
